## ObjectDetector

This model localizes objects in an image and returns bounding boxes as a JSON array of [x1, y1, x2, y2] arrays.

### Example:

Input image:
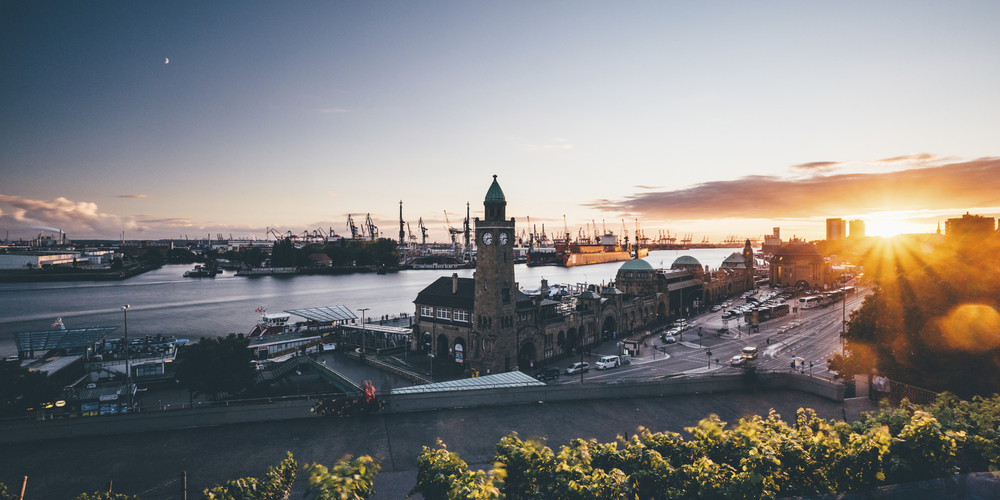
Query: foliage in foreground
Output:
[[413, 393, 1000, 500], [174, 333, 256, 400], [304, 455, 380, 500], [202, 452, 297, 500], [72, 492, 141, 500], [5, 393, 1000, 499]]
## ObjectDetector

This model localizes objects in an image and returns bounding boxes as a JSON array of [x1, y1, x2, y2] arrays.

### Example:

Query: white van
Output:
[[595, 355, 621, 370], [741, 346, 758, 360]]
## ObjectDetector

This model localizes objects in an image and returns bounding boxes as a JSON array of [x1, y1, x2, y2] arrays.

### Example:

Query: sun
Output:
[[865, 219, 916, 237]]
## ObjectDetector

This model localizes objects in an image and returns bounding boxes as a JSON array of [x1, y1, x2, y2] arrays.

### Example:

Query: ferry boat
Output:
[[527, 232, 648, 267], [183, 262, 220, 277]]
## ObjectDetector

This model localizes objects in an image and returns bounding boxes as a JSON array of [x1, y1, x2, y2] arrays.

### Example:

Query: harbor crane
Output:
[[347, 214, 360, 239], [364, 214, 378, 240], [681, 233, 693, 245], [417, 217, 428, 245], [444, 210, 465, 250]]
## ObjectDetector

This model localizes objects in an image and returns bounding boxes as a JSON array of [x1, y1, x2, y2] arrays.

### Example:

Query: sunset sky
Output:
[[2, 1, 999, 243]]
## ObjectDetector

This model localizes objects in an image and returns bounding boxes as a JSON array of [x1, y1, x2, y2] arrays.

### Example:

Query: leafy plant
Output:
[[202, 452, 296, 500], [305, 455, 380, 500]]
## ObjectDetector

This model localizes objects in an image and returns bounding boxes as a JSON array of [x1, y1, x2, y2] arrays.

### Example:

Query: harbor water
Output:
[[0, 248, 752, 357]]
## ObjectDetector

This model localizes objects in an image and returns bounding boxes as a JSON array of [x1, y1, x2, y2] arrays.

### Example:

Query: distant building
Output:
[[769, 243, 832, 289], [849, 220, 865, 239], [0, 252, 79, 269], [945, 212, 995, 238], [826, 218, 846, 242], [762, 227, 782, 255]]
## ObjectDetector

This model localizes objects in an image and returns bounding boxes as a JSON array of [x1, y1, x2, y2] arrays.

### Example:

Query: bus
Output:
[[799, 296, 823, 309], [841, 286, 855, 296]]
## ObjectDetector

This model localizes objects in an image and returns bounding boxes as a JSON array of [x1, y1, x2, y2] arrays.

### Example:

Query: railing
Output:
[[883, 378, 939, 406]]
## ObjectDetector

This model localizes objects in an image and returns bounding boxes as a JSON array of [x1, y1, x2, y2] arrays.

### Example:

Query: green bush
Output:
[[202, 452, 296, 500], [305, 455, 380, 500], [418, 394, 999, 500]]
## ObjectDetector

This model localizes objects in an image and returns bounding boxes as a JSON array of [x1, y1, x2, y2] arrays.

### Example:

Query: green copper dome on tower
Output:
[[484, 175, 506, 204]]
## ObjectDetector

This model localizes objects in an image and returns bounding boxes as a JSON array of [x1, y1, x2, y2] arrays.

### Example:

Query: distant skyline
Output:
[[2, 2, 999, 242]]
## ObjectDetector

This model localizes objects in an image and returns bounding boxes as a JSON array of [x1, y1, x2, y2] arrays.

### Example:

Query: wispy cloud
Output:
[[116, 194, 149, 198], [589, 157, 1000, 220], [0, 194, 142, 234], [874, 153, 947, 165], [790, 161, 842, 173], [318, 108, 350, 114], [633, 185, 660, 189]]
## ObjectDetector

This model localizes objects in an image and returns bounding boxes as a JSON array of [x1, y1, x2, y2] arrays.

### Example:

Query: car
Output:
[[741, 346, 759, 359], [596, 355, 620, 370], [535, 366, 561, 380], [667, 327, 682, 336], [711, 305, 721, 312], [730, 355, 746, 367], [566, 362, 590, 374], [721, 311, 734, 319], [661, 333, 676, 344]]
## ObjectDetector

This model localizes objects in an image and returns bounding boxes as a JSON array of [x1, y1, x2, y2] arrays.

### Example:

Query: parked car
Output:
[[566, 362, 590, 374], [661, 333, 676, 344], [730, 355, 746, 367], [595, 355, 620, 370], [535, 366, 561, 380]]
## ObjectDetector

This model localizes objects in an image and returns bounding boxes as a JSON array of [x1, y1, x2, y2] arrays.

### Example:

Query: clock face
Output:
[[481, 232, 492, 245], [499, 233, 508, 246]]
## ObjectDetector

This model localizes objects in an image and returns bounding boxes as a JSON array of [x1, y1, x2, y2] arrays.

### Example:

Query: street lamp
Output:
[[122, 305, 131, 412], [357, 308, 369, 349]]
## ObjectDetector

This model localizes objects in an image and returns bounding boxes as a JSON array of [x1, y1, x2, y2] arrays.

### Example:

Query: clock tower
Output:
[[473, 175, 517, 374]]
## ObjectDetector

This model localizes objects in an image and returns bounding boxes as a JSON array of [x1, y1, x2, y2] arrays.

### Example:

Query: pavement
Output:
[[0, 389, 877, 500]]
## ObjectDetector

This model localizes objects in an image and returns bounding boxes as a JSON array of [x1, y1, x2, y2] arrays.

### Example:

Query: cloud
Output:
[[588, 157, 1000, 220], [318, 108, 350, 114], [116, 194, 149, 198], [633, 185, 660, 189], [874, 153, 946, 165], [0, 194, 143, 235], [790, 161, 842, 172]]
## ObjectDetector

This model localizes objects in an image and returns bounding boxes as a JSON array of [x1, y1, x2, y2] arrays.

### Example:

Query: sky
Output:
[[2, 1, 999, 243]]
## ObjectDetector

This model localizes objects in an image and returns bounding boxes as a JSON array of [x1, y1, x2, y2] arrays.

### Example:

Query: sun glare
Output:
[[865, 219, 915, 237]]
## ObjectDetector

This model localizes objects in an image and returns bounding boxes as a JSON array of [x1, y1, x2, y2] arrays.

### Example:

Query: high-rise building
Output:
[[945, 213, 995, 238], [848, 220, 865, 239], [826, 218, 846, 242]]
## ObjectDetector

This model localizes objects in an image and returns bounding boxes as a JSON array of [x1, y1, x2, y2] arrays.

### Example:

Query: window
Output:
[[502, 288, 510, 304], [454, 310, 469, 322], [437, 308, 451, 320], [420, 306, 433, 317]]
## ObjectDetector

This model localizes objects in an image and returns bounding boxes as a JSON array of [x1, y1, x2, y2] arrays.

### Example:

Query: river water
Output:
[[0, 248, 751, 357]]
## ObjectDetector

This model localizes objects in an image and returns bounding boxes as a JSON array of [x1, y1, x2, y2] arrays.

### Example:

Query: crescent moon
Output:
[[165, 58, 169, 64]]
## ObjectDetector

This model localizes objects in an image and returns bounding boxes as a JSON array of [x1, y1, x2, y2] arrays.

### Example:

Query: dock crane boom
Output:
[[364, 214, 378, 240], [418, 217, 428, 245]]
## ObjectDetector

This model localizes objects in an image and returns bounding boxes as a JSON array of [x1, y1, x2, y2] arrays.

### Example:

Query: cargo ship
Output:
[[527, 232, 648, 267]]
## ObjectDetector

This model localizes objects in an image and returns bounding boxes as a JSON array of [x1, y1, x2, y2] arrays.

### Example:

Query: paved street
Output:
[[545, 285, 869, 385]]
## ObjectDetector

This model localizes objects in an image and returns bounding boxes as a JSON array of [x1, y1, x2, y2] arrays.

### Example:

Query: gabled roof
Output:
[[414, 276, 475, 310]]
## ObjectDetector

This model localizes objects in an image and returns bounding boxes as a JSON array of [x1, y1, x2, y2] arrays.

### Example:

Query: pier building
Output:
[[412, 176, 757, 377], [768, 242, 831, 289]]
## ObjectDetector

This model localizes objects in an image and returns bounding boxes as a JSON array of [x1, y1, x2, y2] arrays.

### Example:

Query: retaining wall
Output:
[[0, 372, 842, 445]]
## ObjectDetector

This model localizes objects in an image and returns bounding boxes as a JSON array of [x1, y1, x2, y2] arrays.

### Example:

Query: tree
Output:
[[203, 452, 296, 500], [140, 249, 164, 266], [305, 455, 380, 500], [243, 248, 266, 268], [110, 257, 124, 270], [270, 238, 297, 267], [174, 334, 255, 400], [0, 359, 62, 416]]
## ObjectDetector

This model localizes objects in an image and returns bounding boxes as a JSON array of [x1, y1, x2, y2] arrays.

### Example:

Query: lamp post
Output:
[[357, 308, 369, 350], [122, 305, 131, 412]]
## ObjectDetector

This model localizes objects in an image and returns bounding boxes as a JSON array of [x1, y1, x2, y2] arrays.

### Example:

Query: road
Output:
[[548, 284, 869, 385]]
